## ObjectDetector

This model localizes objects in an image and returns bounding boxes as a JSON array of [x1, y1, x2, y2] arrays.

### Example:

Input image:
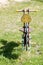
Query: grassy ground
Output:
[[0, 0, 43, 65]]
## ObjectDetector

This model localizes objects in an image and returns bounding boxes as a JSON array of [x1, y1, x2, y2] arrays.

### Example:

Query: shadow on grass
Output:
[[0, 39, 20, 59]]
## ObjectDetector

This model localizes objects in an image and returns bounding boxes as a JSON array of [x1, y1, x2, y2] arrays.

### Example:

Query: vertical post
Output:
[[22, 9, 30, 51], [23, 23, 30, 51], [23, 23, 26, 47], [26, 23, 28, 51], [27, 9, 30, 47], [23, 23, 28, 51], [28, 23, 29, 47]]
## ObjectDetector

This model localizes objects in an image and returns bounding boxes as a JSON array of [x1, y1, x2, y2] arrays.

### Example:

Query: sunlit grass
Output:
[[0, 0, 43, 65]]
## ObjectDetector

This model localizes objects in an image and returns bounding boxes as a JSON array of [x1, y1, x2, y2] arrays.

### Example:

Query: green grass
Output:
[[0, 0, 43, 65]]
